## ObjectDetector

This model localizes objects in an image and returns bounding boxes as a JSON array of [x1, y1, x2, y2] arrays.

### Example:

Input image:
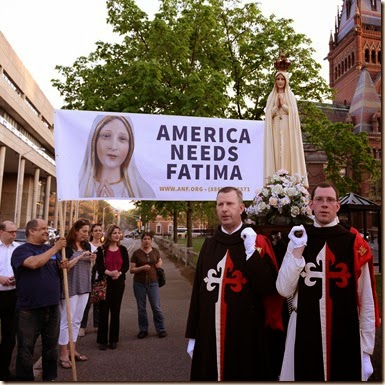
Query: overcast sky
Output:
[[1, 0, 342, 109]]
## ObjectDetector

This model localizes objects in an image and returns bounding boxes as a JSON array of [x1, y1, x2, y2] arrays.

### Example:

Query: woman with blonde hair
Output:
[[78, 114, 155, 198], [264, 71, 308, 187]]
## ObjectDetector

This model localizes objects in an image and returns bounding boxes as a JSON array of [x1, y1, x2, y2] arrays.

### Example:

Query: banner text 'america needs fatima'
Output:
[[156, 124, 251, 180]]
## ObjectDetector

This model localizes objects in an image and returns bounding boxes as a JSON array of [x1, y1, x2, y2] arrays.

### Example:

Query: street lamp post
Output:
[[102, 206, 110, 231], [14, 147, 46, 226]]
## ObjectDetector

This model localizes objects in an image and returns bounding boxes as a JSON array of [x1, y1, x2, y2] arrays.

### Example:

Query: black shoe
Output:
[[137, 331, 148, 339], [99, 344, 107, 350], [158, 331, 167, 338], [109, 342, 117, 349]]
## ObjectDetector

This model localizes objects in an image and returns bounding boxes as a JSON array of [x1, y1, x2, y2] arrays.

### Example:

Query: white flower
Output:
[[269, 197, 278, 207], [281, 196, 291, 206], [285, 187, 297, 197], [291, 206, 300, 217], [271, 184, 284, 195], [247, 171, 313, 225], [257, 201, 268, 212]]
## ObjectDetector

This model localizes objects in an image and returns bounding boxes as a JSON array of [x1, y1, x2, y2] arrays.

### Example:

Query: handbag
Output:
[[156, 267, 166, 287], [90, 277, 107, 303]]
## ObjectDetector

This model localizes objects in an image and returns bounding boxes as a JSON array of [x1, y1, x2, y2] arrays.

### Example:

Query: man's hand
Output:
[[53, 237, 66, 252], [59, 260, 70, 270], [187, 339, 195, 359], [362, 353, 373, 381], [288, 225, 307, 248], [241, 227, 257, 260], [287, 225, 307, 258]]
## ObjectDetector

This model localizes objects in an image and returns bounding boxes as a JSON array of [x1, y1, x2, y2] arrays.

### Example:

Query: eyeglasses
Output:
[[3, 230, 17, 234], [313, 197, 338, 204]]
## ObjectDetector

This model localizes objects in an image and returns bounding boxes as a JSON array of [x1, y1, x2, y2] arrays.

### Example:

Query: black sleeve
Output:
[[95, 247, 106, 280], [119, 246, 130, 275], [244, 251, 278, 296]]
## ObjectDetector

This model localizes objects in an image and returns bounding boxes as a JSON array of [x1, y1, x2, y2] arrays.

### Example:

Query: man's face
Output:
[[29, 220, 49, 244], [309, 187, 340, 226], [216, 191, 244, 233], [0, 222, 17, 245]]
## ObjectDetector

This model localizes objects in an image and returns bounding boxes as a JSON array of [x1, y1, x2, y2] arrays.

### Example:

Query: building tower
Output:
[[327, 0, 381, 106]]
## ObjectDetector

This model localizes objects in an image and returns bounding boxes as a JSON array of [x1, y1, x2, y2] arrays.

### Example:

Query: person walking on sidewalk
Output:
[[130, 232, 167, 339], [95, 225, 129, 350]]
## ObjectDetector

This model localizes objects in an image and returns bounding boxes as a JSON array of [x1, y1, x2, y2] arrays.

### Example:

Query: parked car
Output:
[[15, 229, 27, 244]]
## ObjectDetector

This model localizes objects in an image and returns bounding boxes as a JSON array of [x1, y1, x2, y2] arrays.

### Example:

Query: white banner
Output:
[[54, 110, 264, 201]]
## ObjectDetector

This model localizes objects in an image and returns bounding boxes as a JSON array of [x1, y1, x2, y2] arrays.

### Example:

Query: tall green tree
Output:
[[52, 0, 331, 116]]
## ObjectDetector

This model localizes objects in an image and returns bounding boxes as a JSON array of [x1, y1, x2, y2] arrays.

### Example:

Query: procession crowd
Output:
[[0, 219, 166, 381], [0, 184, 381, 382]]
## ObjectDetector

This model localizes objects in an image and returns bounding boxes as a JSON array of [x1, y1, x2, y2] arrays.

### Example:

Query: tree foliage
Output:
[[52, 0, 331, 118], [299, 102, 381, 195], [53, 0, 379, 233]]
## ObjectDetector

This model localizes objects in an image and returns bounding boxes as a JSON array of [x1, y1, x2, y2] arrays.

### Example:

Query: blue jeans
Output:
[[133, 281, 165, 333], [15, 306, 60, 381]]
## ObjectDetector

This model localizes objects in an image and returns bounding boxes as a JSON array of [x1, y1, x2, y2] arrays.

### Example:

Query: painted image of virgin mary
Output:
[[78, 115, 155, 198]]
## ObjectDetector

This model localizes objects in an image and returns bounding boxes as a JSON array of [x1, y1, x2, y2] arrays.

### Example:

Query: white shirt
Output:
[[0, 240, 20, 291]]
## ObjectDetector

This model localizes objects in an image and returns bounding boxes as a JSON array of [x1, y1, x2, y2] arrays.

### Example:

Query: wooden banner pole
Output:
[[58, 201, 77, 381]]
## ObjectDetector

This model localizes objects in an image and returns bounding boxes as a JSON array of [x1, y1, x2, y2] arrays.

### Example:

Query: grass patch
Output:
[[176, 237, 206, 253]]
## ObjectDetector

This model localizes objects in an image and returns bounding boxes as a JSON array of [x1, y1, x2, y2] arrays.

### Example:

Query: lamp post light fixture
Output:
[[14, 147, 46, 226]]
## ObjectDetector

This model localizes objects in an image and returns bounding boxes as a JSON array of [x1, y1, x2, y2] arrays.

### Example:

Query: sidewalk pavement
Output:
[[48, 238, 193, 382]]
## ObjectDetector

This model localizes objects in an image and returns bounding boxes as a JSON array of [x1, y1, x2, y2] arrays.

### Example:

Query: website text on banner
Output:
[[54, 110, 264, 201]]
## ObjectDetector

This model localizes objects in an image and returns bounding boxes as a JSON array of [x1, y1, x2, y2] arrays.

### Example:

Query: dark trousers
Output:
[[15, 305, 60, 381], [97, 278, 125, 345], [0, 290, 16, 379]]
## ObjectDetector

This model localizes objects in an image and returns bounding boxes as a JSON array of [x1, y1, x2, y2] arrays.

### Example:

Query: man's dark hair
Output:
[[25, 219, 39, 237], [311, 182, 339, 200]]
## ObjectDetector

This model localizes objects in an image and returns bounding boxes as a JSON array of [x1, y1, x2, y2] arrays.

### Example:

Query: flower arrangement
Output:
[[246, 169, 313, 226]]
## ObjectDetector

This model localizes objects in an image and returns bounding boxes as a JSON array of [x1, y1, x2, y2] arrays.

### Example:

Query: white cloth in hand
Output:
[[362, 352, 373, 381], [187, 339, 195, 359], [288, 225, 308, 248], [240, 227, 257, 260]]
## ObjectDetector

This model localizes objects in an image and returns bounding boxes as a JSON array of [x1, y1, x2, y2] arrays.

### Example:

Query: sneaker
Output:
[[78, 328, 85, 337], [137, 331, 148, 339], [99, 344, 107, 350], [158, 331, 167, 338]]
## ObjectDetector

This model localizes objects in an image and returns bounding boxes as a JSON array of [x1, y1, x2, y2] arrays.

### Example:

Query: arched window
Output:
[[378, 51, 381, 64], [335, 67, 338, 79], [352, 52, 355, 65], [365, 49, 370, 62], [338, 64, 341, 77], [371, 50, 376, 63], [348, 55, 351, 68]]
